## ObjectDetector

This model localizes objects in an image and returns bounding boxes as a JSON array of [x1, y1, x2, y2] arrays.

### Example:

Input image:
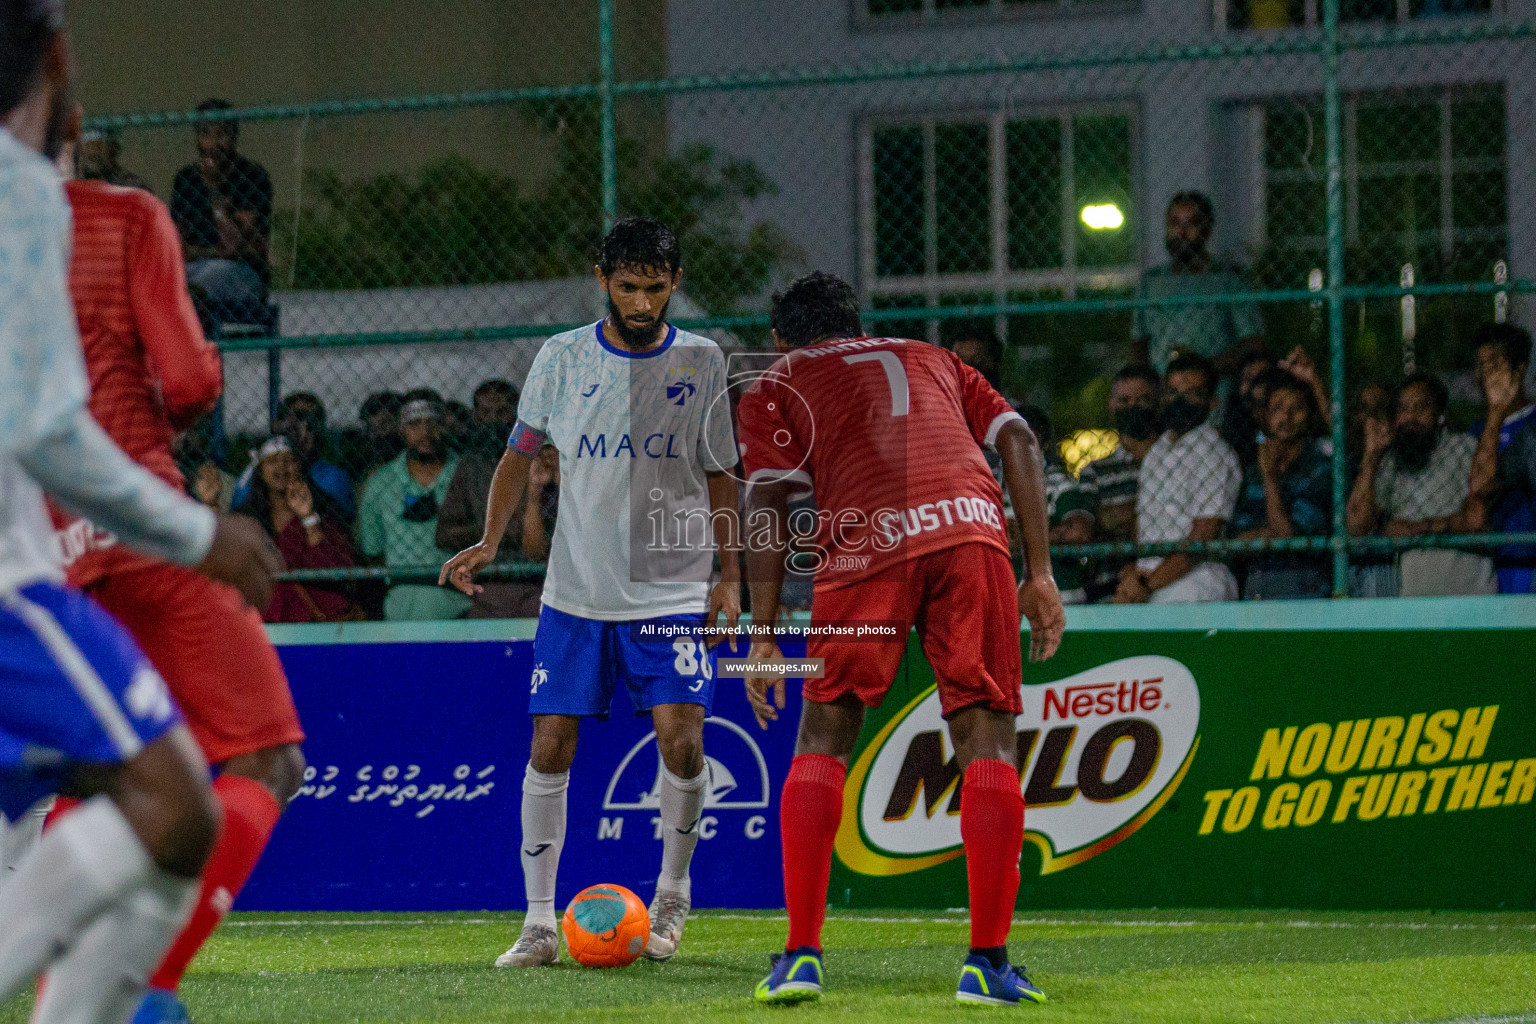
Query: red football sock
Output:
[[780, 754, 847, 952], [960, 758, 1025, 950], [150, 774, 282, 991]]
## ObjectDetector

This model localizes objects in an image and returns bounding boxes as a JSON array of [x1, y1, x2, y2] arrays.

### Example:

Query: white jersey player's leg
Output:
[[496, 764, 567, 968], [32, 859, 197, 1024], [1, 798, 54, 881], [646, 765, 708, 961], [0, 798, 161, 1001]]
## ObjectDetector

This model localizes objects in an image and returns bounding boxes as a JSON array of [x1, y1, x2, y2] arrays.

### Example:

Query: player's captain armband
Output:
[[508, 420, 548, 456]]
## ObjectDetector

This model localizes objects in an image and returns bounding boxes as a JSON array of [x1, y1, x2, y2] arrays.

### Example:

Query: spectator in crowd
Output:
[[1277, 345, 1332, 431], [470, 378, 518, 440], [436, 381, 560, 619], [236, 435, 361, 623], [1131, 191, 1264, 377], [171, 99, 273, 336], [1347, 378, 1392, 467], [172, 426, 233, 511], [74, 127, 149, 191], [1489, 409, 1536, 589], [445, 400, 473, 452], [1346, 378, 1397, 597], [1229, 372, 1334, 599], [1015, 407, 1095, 605], [1115, 352, 1241, 603], [337, 390, 404, 484], [948, 327, 1011, 398], [357, 389, 472, 621], [1081, 364, 1161, 601], [233, 392, 356, 521], [1346, 372, 1494, 596], [1221, 350, 1277, 468], [950, 329, 1021, 496], [1468, 323, 1536, 593]]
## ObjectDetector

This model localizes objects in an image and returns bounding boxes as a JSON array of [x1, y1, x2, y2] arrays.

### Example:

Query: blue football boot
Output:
[[955, 954, 1047, 1006], [132, 988, 192, 1024], [753, 946, 823, 1004]]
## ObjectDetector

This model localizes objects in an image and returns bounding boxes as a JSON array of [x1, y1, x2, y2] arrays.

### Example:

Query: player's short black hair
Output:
[[771, 272, 864, 349], [1113, 363, 1161, 390], [0, 0, 63, 118], [1471, 321, 1533, 369], [473, 378, 518, 404], [1167, 190, 1214, 229], [1166, 352, 1219, 393], [1400, 371, 1450, 415], [598, 217, 680, 278], [195, 97, 238, 138]]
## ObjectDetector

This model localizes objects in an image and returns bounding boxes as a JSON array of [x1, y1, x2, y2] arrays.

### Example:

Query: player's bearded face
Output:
[[607, 293, 672, 349]]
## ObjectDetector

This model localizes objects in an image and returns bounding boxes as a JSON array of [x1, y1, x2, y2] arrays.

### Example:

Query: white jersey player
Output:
[[442, 218, 741, 967], [0, 11, 280, 1022]]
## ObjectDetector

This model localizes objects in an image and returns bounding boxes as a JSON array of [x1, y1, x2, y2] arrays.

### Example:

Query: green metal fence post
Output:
[[598, 0, 618, 230], [1324, 0, 1349, 598], [268, 347, 283, 427]]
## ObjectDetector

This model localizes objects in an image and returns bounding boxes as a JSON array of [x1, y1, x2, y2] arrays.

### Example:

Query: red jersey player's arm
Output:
[[995, 419, 1053, 583], [131, 198, 222, 428], [996, 417, 1066, 661], [744, 477, 792, 633], [735, 379, 809, 636]]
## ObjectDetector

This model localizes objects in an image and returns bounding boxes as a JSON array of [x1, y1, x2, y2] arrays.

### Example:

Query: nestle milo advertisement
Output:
[[831, 628, 1536, 911]]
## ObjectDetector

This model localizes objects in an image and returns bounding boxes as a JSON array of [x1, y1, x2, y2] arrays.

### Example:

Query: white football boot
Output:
[[642, 889, 691, 961], [495, 922, 559, 967]]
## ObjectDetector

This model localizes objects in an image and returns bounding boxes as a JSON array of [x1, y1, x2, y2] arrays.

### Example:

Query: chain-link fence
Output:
[[84, 0, 1536, 617]]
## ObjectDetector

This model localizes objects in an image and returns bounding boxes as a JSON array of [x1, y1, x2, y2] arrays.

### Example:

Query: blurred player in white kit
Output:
[[0, 3, 281, 1021]]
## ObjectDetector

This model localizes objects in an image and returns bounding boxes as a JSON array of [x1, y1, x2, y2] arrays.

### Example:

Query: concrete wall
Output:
[[68, 0, 667, 202]]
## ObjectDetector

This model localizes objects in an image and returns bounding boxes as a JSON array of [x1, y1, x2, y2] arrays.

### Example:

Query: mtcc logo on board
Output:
[[838, 656, 1201, 876], [598, 717, 771, 842]]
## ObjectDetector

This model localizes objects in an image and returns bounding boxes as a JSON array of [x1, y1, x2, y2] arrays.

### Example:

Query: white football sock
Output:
[[0, 796, 153, 1001], [521, 763, 568, 931], [33, 865, 197, 1024], [657, 766, 708, 899]]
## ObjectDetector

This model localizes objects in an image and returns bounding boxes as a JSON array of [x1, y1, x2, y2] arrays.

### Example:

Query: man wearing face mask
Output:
[[1131, 192, 1264, 378], [1347, 372, 1493, 596], [1116, 353, 1241, 604], [1081, 365, 1160, 601]]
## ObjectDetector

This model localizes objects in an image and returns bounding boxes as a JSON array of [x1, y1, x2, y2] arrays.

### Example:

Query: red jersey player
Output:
[[47, 154, 305, 1024], [736, 273, 1064, 1007]]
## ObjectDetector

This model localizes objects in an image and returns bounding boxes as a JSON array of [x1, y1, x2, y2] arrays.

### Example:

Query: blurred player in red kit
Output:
[[737, 273, 1064, 1007], [46, 110, 305, 1024]]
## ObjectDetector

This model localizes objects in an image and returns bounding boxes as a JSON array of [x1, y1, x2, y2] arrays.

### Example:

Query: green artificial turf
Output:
[[6, 909, 1536, 1023]]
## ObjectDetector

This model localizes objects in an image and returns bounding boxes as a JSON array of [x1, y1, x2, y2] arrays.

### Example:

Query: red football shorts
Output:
[[89, 564, 304, 764], [805, 541, 1023, 718]]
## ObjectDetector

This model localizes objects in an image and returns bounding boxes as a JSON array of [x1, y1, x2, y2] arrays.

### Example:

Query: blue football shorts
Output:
[[527, 605, 716, 719], [0, 580, 182, 819]]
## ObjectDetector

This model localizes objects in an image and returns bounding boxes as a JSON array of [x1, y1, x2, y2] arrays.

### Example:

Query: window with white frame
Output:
[[1258, 85, 1506, 284], [860, 106, 1137, 340]]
